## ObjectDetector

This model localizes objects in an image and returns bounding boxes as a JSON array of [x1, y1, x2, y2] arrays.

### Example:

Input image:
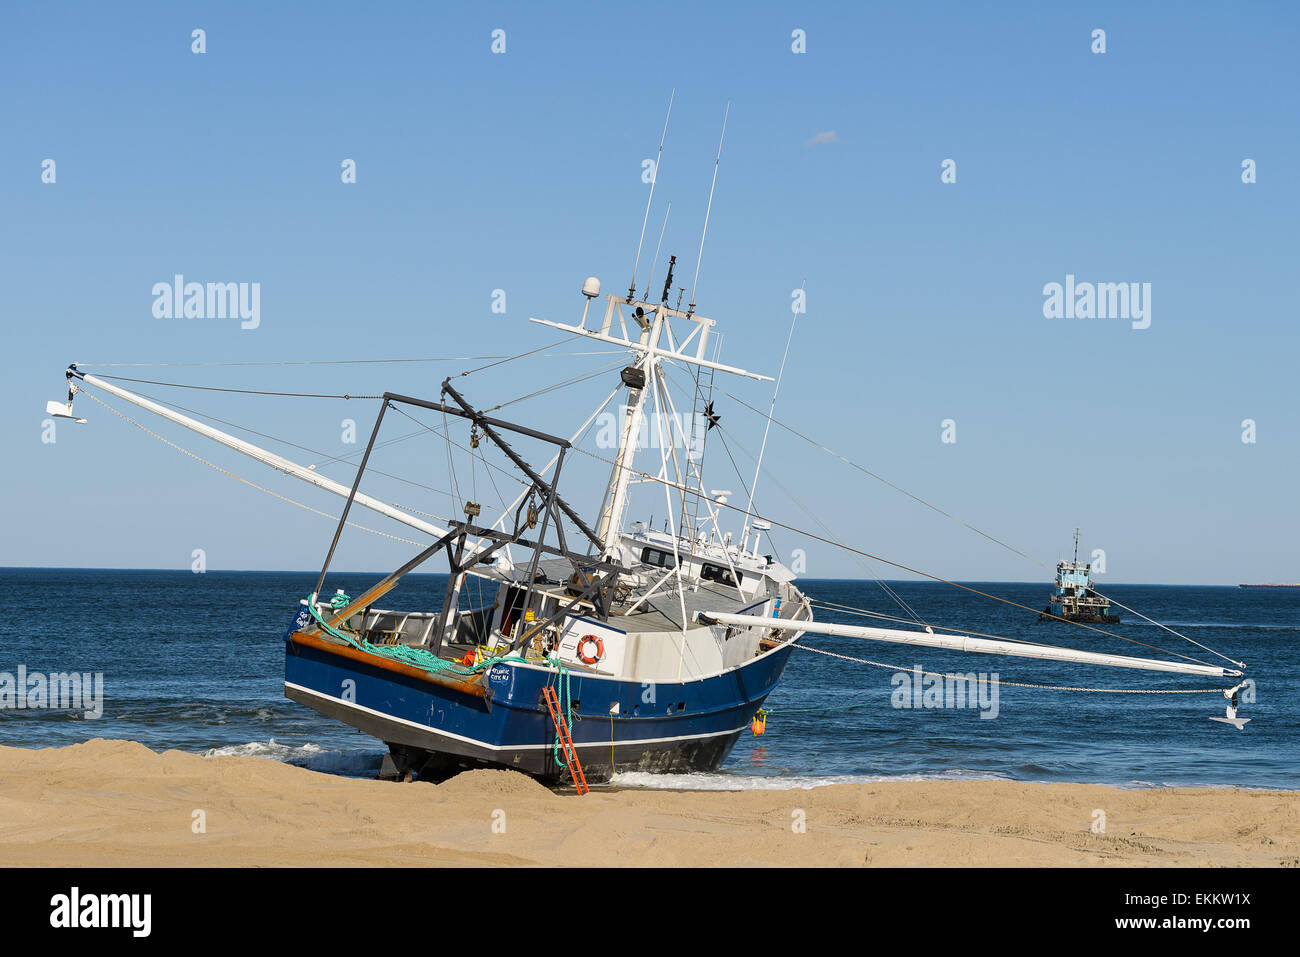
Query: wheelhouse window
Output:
[[700, 562, 741, 587], [640, 547, 676, 569]]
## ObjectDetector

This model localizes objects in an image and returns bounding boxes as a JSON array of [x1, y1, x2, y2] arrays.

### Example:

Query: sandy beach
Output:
[[0, 739, 1294, 867]]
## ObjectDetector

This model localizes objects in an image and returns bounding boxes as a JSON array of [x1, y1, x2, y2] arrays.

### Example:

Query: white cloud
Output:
[[805, 130, 839, 147]]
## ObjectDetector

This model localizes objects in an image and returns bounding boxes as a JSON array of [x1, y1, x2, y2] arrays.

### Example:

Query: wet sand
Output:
[[1, 739, 1296, 867]]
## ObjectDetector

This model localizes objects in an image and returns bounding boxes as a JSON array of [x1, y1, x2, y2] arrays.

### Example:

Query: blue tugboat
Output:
[[1038, 529, 1119, 624]]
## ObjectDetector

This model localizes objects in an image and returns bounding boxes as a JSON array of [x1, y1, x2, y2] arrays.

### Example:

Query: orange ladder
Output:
[[542, 685, 589, 795]]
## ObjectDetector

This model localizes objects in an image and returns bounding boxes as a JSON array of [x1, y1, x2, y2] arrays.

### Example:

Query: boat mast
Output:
[[595, 300, 668, 558], [533, 289, 770, 562], [531, 102, 771, 557]]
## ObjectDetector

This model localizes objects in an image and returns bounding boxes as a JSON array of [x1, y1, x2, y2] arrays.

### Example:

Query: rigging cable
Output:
[[566, 439, 1229, 667], [73, 348, 614, 369], [661, 363, 928, 627], [77, 388, 423, 547], [714, 419, 930, 628], [708, 384, 1242, 667], [83, 336, 599, 402], [718, 385, 1049, 569], [86, 375, 381, 400], [480, 358, 628, 414], [102, 380, 517, 526], [451, 335, 587, 381], [105, 384, 463, 506]]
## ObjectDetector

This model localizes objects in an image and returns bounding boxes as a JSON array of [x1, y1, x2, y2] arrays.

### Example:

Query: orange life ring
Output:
[[577, 634, 604, 665]]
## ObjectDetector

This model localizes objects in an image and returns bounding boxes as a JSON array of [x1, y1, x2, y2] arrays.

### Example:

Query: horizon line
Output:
[[0, 565, 1266, 588]]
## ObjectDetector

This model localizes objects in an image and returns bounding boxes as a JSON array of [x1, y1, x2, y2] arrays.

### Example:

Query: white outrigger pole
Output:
[[697, 611, 1245, 679], [55, 365, 490, 559]]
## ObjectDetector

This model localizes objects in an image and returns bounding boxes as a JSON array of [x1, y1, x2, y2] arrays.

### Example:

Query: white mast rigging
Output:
[[530, 289, 770, 560]]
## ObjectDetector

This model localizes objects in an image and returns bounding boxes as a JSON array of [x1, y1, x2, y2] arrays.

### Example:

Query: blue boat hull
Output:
[[284, 636, 795, 782]]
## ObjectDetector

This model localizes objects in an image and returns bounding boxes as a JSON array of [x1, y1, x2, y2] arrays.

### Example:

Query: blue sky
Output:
[[2, 1, 1297, 584]]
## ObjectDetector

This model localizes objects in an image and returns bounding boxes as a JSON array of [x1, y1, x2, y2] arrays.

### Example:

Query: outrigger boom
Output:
[[696, 611, 1244, 679], [61, 365, 494, 561]]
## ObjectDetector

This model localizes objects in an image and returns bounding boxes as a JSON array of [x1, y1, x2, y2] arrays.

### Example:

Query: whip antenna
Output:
[[628, 90, 675, 302], [742, 278, 802, 546], [642, 202, 673, 308], [687, 100, 729, 317]]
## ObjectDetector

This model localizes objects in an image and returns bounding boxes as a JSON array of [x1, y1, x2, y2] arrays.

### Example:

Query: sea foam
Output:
[[202, 739, 382, 775]]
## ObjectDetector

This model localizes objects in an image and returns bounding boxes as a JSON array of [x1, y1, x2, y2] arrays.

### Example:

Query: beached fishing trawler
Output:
[[1038, 530, 1119, 624], [276, 271, 813, 784], [48, 101, 1257, 788], [57, 260, 815, 784]]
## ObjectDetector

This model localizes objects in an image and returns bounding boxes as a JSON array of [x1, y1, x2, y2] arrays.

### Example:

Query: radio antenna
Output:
[[642, 202, 672, 309], [687, 100, 729, 317], [628, 90, 675, 302], [742, 278, 802, 548]]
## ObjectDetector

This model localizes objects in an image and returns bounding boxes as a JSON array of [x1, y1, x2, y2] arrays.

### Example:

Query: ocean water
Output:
[[1, 568, 1295, 790]]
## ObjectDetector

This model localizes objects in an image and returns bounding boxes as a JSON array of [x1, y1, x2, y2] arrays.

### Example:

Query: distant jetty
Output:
[[1238, 583, 1300, 588]]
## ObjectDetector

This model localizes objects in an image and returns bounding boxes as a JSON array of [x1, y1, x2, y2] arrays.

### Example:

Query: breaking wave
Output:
[[202, 739, 383, 776]]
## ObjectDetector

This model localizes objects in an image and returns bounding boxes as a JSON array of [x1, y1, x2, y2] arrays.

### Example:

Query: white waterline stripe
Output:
[[284, 682, 749, 751]]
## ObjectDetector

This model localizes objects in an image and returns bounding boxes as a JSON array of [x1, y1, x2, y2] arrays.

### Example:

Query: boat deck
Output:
[[474, 556, 801, 636]]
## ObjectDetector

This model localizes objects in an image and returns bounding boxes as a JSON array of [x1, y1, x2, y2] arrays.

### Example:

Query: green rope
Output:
[[304, 595, 532, 677], [304, 596, 579, 772], [549, 659, 575, 768]]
